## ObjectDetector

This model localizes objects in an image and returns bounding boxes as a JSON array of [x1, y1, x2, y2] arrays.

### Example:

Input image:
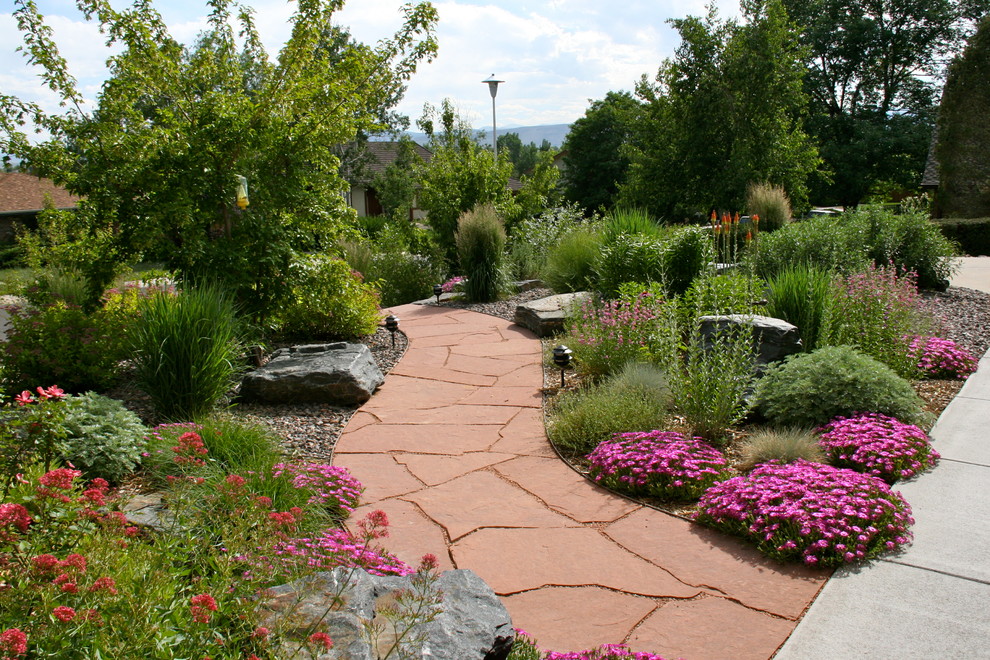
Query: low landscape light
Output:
[[433, 284, 443, 304], [385, 315, 400, 348], [552, 345, 573, 388]]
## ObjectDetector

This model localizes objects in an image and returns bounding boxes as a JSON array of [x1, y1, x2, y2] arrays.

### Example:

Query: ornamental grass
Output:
[[906, 335, 978, 379], [587, 430, 729, 501], [818, 413, 939, 483], [694, 460, 914, 567]]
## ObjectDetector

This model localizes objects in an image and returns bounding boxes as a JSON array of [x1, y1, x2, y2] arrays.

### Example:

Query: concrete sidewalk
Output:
[[775, 261, 990, 659]]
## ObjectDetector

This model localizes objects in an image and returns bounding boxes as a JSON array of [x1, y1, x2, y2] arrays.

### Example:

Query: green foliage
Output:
[[58, 393, 147, 484], [678, 270, 765, 331], [842, 205, 958, 289], [455, 203, 507, 303], [765, 264, 836, 352], [663, 226, 714, 295], [130, 285, 246, 421], [746, 182, 792, 231], [783, 0, 985, 205], [372, 137, 426, 220], [496, 132, 555, 179], [0, 300, 130, 395], [938, 15, 990, 218], [602, 208, 664, 242], [749, 215, 869, 280], [754, 346, 928, 428], [548, 365, 671, 455], [935, 217, 990, 256], [738, 427, 825, 471], [416, 100, 517, 261], [512, 148, 562, 223], [195, 415, 283, 476], [596, 226, 712, 298], [343, 226, 447, 307], [622, 1, 819, 218], [663, 323, 756, 442], [543, 226, 603, 293], [508, 204, 589, 280], [0, 389, 67, 493], [823, 265, 935, 377], [562, 91, 641, 213], [278, 254, 382, 340], [1, 0, 438, 316]]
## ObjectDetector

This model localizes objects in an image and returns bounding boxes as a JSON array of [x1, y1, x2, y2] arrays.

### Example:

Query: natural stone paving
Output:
[[332, 303, 829, 658]]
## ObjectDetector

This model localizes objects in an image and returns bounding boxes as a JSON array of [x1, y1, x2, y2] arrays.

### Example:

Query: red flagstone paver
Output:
[[331, 303, 823, 658], [501, 587, 659, 653], [494, 455, 642, 523], [627, 596, 797, 660], [605, 507, 828, 619], [402, 470, 580, 541], [394, 452, 517, 486], [450, 527, 701, 598], [336, 423, 502, 454], [329, 453, 424, 504]]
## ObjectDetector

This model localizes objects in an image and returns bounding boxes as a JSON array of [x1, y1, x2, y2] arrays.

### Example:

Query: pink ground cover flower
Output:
[[271, 462, 362, 515], [545, 645, 669, 660], [587, 430, 728, 500], [441, 276, 466, 293], [694, 459, 914, 566], [906, 335, 978, 379], [818, 413, 939, 483], [274, 528, 413, 576]]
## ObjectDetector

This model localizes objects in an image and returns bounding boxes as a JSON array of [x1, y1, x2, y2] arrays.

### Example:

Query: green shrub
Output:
[[749, 215, 868, 280], [746, 182, 792, 231], [340, 239, 375, 277], [131, 285, 246, 421], [754, 346, 928, 428], [0, 300, 129, 395], [279, 253, 382, 339], [343, 227, 447, 307], [543, 226, 603, 293], [58, 392, 147, 484], [662, 226, 712, 296], [843, 205, 958, 289], [765, 264, 836, 352], [508, 204, 588, 280], [602, 207, 664, 242], [548, 364, 671, 454], [455, 203, 507, 303], [24, 268, 90, 307], [935, 217, 990, 256], [738, 427, 825, 471], [596, 233, 667, 299]]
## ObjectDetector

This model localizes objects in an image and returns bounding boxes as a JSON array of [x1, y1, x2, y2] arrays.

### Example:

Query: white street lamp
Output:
[[482, 74, 503, 159]]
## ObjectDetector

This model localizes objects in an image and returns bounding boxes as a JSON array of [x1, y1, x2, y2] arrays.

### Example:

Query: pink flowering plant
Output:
[[441, 275, 466, 293], [561, 294, 673, 379], [694, 460, 914, 566], [0, 385, 67, 494], [818, 413, 939, 483], [905, 335, 978, 379], [509, 630, 670, 660], [587, 430, 729, 501]]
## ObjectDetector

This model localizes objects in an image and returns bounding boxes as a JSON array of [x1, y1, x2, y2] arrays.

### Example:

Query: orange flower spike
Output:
[[752, 214, 760, 226], [745, 230, 752, 242], [710, 210, 717, 225], [734, 212, 740, 224], [721, 212, 730, 225]]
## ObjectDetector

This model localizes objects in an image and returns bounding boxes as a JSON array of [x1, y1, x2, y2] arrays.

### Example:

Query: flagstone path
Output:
[[333, 303, 830, 659]]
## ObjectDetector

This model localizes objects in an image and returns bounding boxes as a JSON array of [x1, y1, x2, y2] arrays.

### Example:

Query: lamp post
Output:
[[433, 284, 443, 305], [385, 315, 400, 349], [482, 74, 504, 159]]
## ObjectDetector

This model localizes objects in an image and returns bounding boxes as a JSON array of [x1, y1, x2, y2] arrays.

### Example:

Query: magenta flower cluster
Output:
[[272, 462, 363, 514], [545, 646, 669, 660], [694, 460, 914, 566], [906, 335, 978, 379], [587, 430, 728, 501], [441, 276, 466, 293], [565, 297, 663, 375], [818, 413, 939, 483], [273, 528, 413, 576]]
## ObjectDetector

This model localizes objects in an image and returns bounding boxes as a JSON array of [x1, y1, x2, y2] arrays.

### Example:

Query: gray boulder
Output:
[[239, 343, 384, 405], [514, 291, 592, 337], [698, 314, 802, 370], [260, 568, 514, 660]]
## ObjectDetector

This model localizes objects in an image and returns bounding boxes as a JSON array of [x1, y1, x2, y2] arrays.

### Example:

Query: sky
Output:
[[1, 0, 742, 133]]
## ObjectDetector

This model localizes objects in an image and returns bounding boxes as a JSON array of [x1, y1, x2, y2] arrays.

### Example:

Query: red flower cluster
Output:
[[172, 432, 209, 467], [190, 593, 218, 623]]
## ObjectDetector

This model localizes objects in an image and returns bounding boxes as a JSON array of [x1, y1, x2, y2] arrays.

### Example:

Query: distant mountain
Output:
[[373, 123, 572, 149]]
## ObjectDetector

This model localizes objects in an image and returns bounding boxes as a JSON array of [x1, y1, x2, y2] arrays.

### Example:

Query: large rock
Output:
[[698, 315, 802, 370], [239, 343, 384, 405], [514, 292, 592, 337], [260, 568, 514, 660]]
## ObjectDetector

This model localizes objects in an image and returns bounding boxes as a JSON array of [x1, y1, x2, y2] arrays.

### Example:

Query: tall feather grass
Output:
[[766, 264, 836, 352]]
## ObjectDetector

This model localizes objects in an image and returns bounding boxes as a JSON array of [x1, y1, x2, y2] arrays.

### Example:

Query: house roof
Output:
[[0, 172, 80, 215], [363, 141, 433, 178]]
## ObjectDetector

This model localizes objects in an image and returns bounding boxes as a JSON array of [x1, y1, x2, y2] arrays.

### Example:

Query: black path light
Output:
[[433, 284, 443, 304], [552, 345, 573, 388], [385, 314, 400, 348]]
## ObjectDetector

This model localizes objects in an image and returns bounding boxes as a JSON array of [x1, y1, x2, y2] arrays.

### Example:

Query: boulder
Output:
[[260, 568, 514, 660], [239, 343, 384, 405], [514, 291, 592, 337], [698, 315, 802, 370]]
